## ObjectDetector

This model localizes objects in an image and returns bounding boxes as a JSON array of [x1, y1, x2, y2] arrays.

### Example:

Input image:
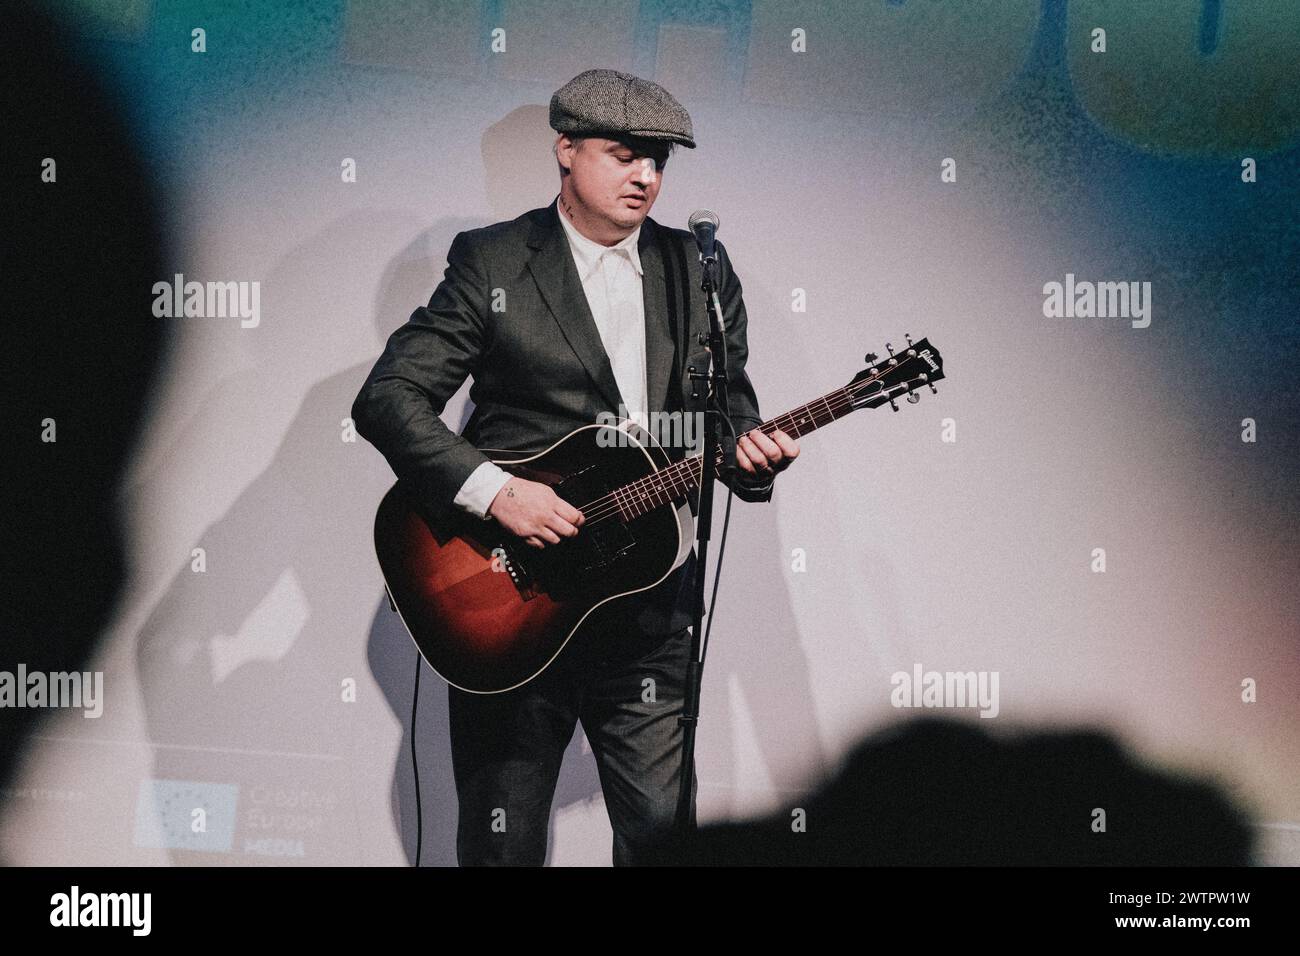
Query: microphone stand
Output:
[[673, 249, 735, 837]]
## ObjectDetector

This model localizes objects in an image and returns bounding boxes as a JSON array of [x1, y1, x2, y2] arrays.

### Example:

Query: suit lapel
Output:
[[639, 219, 676, 417], [526, 198, 676, 420]]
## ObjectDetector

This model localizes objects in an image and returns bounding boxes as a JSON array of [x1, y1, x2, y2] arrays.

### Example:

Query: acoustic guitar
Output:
[[375, 336, 944, 693]]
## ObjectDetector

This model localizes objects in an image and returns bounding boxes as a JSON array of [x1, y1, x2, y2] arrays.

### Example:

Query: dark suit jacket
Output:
[[352, 196, 775, 633]]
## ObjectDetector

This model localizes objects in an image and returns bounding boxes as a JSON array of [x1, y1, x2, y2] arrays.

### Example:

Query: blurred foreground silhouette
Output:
[[1, 1, 169, 806], [650, 717, 1255, 866]]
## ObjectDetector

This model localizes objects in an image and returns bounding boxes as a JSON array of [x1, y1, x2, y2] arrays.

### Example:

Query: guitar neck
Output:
[[707, 385, 857, 479], [610, 385, 859, 519], [600, 335, 943, 520]]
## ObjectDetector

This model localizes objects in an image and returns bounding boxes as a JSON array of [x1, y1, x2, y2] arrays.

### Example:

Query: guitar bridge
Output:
[[495, 543, 538, 597]]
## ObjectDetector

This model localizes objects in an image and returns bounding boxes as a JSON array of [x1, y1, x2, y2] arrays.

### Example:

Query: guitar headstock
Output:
[[847, 335, 944, 412]]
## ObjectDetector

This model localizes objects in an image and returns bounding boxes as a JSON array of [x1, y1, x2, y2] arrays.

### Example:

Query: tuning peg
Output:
[[928, 383, 937, 394], [906, 392, 920, 404], [885, 342, 895, 356], [889, 398, 899, 412], [904, 333, 913, 346], [864, 352, 878, 364]]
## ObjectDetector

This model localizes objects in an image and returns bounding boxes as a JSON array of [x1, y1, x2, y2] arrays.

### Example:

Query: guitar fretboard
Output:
[[590, 383, 858, 522]]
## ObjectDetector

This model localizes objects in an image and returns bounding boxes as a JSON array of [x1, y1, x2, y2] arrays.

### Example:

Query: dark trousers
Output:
[[448, 621, 697, 866]]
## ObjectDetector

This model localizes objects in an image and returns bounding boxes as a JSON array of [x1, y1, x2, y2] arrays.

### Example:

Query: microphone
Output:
[[687, 209, 720, 262]]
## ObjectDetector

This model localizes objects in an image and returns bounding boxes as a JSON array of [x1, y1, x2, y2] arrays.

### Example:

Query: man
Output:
[[352, 68, 798, 866]]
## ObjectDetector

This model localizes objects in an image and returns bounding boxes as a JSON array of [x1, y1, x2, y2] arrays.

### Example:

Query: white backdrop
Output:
[[4, 0, 1296, 866]]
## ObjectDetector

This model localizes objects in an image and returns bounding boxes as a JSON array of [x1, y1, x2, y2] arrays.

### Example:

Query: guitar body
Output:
[[375, 423, 694, 694]]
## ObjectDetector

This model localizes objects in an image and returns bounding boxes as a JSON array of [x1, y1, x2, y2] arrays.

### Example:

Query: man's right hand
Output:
[[487, 477, 585, 548]]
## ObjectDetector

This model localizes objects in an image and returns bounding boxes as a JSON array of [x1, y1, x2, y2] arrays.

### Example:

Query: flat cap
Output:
[[550, 68, 696, 149]]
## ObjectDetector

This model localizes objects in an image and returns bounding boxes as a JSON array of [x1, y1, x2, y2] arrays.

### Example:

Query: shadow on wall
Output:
[[648, 716, 1257, 866], [481, 106, 564, 224], [130, 211, 598, 865], [131, 213, 475, 865], [1, 0, 170, 818]]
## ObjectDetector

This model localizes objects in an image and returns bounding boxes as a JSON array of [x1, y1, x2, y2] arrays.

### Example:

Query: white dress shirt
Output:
[[453, 201, 650, 519]]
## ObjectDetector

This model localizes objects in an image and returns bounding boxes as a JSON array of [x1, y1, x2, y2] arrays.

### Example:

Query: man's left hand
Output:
[[736, 427, 798, 482]]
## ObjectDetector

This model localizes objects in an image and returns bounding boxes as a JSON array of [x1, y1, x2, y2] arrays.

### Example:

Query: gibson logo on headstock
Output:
[[918, 349, 939, 372]]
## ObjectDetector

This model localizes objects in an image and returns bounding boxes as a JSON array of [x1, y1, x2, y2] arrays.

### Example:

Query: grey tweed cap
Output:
[[549, 68, 696, 149]]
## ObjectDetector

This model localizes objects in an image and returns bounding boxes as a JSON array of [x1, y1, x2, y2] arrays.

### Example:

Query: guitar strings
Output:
[[577, 384, 865, 522], [571, 355, 934, 523], [569, 384, 862, 526]]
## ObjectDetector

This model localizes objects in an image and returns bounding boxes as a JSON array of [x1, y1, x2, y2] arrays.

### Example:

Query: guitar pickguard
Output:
[[577, 516, 637, 573], [482, 426, 679, 604]]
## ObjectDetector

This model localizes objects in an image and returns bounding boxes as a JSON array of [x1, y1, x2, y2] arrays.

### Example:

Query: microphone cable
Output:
[[411, 649, 423, 866], [696, 407, 741, 668]]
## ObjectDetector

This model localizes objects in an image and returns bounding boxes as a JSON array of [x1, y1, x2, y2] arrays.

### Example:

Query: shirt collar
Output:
[[556, 197, 644, 281]]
